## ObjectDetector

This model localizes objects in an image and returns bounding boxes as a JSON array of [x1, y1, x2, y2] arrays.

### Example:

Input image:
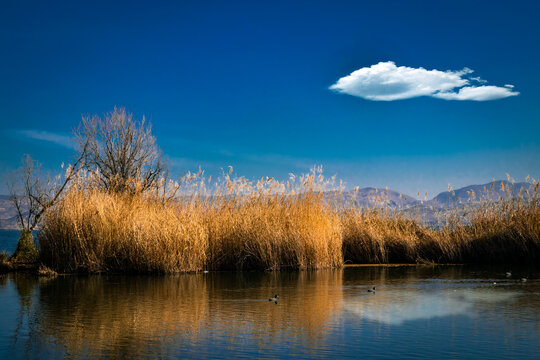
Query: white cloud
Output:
[[470, 76, 487, 84], [432, 85, 519, 101], [18, 129, 76, 149], [330, 61, 519, 101]]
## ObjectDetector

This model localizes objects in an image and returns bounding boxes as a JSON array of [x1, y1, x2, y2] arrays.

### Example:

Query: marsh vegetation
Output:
[[5, 108, 540, 273], [37, 165, 539, 273]]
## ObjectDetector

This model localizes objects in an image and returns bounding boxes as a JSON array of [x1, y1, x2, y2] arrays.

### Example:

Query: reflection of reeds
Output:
[[22, 267, 540, 358], [0, 273, 7, 287], [35, 271, 343, 358], [37, 275, 210, 357]]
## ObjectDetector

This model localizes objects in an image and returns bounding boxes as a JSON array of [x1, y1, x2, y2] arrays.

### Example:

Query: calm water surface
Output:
[[0, 265, 539, 359], [0, 230, 21, 254]]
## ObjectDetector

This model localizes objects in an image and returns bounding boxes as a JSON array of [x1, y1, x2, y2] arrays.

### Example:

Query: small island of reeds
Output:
[[4, 108, 539, 274]]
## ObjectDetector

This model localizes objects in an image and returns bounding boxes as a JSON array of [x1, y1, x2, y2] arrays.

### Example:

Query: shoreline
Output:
[[2, 261, 536, 276]]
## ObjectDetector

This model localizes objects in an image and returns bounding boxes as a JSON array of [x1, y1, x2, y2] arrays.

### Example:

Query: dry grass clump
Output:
[[0, 251, 11, 273], [38, 165, 539, 272], [447, 196, 540, 263], [204, 192, 342, 270], [199, 167, 342, 270], [341, 209, 462, 264], [39, 184, 208, 273], [341, 179, 540, 264], [37, 264, 58, 277], [342, 210, 425, 263], [185, 167, 343, 270], [39, 167, 343, 273]]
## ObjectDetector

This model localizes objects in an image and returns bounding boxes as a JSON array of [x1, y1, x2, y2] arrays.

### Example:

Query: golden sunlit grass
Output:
[[39, 185, 209, 273], [342, 179, 540, 264], [39, 167, 343, 272], [342, 209, 439, 264], [445, 188, 540, 263], [204, 194, 342, 270], [38, 167, 540, 273]]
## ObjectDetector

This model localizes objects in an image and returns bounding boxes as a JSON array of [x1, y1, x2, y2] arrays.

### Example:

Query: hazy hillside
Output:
[[336, 187, 419, 209], [428, 181, 534, 208]]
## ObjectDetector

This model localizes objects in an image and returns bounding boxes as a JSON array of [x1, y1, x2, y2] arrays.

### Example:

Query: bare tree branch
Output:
[[75, 107, 166, 194], [7, 143, 88, 232]]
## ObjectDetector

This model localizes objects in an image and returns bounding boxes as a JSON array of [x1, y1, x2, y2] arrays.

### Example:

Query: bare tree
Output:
[[7, 152, 86, 262], [75, 107, 166, 193]]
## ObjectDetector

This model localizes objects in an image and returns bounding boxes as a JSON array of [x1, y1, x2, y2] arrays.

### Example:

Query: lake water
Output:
[[0, 265, 539, 359], [0, 229, 539, 359], [0, 229, 21, 254]]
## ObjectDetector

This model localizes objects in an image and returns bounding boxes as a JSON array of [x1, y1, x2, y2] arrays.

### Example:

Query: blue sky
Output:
[[1, 0, 539, 197]]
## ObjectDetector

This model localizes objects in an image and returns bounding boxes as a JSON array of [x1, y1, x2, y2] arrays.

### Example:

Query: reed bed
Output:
[[447, 195, 540, 263], [342, 180, 540, 264], [38, 168, 540, 273], [203, 191, 342, 270], [341, 210, 443, 264], [39, 186, 208, 273], [39, 167, 343, 272]]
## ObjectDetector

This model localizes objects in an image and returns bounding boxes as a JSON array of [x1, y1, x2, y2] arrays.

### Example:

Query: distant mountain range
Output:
[[429, 181, 534, 208], [0, 180, 535, 229], [330, 187, 418, 209], [339, 180, 534, 210]]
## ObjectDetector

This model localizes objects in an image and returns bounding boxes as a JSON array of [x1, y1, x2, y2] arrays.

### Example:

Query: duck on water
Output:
[[268, 294, 279, 302]]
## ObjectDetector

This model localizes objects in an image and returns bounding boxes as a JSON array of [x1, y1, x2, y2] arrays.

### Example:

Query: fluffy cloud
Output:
[[330, 61, 519, 101]]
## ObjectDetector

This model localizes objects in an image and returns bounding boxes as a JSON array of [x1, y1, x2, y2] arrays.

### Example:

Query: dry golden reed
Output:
[[39, 186, 208, 273], [39, 167, 343, 272], [38, 168, 540, 273], [342, 180, 540, 264], [203, 191, 342, 270]]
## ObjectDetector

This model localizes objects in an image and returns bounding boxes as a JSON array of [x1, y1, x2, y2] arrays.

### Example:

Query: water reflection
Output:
[[345, 288, 519, 325], [0, 267, 538, 359], [341, 266, 539, 326], [34, 271, 343, 358]]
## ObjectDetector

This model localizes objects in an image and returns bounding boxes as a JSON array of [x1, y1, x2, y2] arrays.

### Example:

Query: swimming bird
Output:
[[521, 278, 527, 282], [506, 271, 512, 277], [268, 294, 279, 302], [367, 286, 376, 293]]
